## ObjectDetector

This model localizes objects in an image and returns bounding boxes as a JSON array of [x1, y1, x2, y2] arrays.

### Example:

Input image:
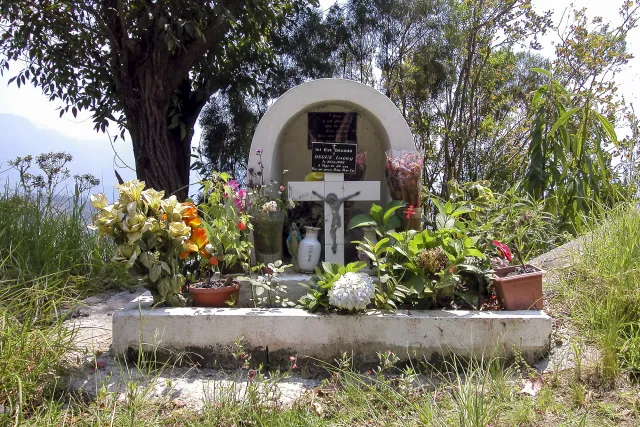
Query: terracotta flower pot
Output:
[[189, 281, 240, 307], [493, 265, 543, 310]]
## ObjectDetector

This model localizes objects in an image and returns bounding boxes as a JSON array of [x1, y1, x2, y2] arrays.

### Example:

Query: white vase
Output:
[[298, 226, 321, 273]]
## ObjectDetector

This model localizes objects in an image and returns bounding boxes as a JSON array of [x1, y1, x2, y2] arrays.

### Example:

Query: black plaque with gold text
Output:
[[308, 112, 357, 148]]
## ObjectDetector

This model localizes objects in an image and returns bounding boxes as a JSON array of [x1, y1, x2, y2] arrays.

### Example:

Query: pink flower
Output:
[[492, 240, 513, 262], [279, 185, 285, 192], [228, 179, 239, 191], [256, 148, 264, 155]]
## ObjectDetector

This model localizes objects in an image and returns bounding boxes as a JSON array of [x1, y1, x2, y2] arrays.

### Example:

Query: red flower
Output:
[[492, 240, 513, 262], [209, 257, 219, 266], [237, 221, 246, 231], [404, 204, 416, 219], [248, 369, 257, 379]]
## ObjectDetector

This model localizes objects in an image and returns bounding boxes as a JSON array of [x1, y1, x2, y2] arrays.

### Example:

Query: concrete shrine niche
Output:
[[247, 78, 416, 264]]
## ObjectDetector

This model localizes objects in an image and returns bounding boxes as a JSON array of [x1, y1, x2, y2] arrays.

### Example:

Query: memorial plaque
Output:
[[308, 112, 357, 148], [311, 142, 357, 174]]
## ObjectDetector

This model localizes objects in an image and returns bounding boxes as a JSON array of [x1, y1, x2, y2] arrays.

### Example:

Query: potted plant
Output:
[[90, 180, 197, 307], [183, 172, 253, 307], [246, 148, 296, 264], [490, 241, 543, 310]]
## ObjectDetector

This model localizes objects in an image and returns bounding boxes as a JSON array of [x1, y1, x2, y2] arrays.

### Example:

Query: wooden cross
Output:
[[288, 173, 380, 264]]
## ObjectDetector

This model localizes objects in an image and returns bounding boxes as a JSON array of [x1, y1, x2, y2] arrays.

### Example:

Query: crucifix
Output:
[[288, 172, 381, 264]]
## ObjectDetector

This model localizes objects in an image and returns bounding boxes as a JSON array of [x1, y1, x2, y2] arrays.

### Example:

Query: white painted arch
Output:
[[248, 78, 415, 183]]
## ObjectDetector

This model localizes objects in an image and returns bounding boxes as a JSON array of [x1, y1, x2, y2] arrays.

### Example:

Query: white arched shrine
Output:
[[247, 78, 415, 189]]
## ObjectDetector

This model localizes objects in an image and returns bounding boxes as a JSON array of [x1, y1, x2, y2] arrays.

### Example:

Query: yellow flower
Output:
[[162, 196, 184, 222], [112, 243, 141, 266], [168, 221, 190, 240], [115, 180, 146, 207], [90, 193, 109, 210], [89, 205, 123, 235], [142, 188, 165, 213]]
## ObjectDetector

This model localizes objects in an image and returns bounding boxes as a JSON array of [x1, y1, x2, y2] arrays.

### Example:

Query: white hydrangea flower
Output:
[[328, 272, 375, 311]]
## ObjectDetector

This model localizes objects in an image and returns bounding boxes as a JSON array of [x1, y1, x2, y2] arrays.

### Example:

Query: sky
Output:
[[0, 0, 637, 195]]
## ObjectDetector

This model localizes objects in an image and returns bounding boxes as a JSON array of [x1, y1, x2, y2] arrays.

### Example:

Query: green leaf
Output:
[[347, 214, 376, 230], [374, 237, 390, 253], [382, 201, 406, 224], [594, 111, 618, 146], [149, 264, 162, 283], [530, 67, 553, 78], [369, 204, 384, 224], [386, 215, 401, 231], [549, 107, 581, 136]]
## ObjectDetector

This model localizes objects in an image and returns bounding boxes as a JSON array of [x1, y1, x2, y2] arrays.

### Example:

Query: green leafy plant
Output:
[[197, 172, 253, 275], [347, 201, 405, 237], [353, 237, 409, 310]]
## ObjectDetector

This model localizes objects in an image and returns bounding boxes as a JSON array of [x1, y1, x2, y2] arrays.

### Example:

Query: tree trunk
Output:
[[125, 71, 192, 200]]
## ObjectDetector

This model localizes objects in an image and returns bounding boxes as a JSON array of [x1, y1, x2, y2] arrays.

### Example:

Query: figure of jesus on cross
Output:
[[312, 190, 360, 254], [288, 172, 380, 264]]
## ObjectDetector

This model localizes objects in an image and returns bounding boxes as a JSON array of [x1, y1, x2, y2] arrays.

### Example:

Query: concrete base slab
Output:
[[113, 292, 552, 369]]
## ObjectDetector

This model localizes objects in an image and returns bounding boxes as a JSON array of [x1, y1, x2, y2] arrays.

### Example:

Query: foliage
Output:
[[0, 279, 77, 418], [0, 154, 123, 288], [524, 69, 621, 233], [1, 0, 312, 198], [196, 172, 253, 276], [446, 180, 568, 261], [347, 201, 404, 237]]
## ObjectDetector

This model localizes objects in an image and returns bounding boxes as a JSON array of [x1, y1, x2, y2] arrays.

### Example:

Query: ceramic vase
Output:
[[298, 226, 321, 273], [252, 211, 285, 264]]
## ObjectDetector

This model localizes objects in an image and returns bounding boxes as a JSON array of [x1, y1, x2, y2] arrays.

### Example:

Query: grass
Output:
[[554, 203, 640, 383]]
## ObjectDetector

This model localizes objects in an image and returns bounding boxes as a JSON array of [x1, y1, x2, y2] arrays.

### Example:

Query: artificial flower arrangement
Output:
[[385, 150, 424, 208], [90, 175, 252, 307], [90, 180, 197, 307]]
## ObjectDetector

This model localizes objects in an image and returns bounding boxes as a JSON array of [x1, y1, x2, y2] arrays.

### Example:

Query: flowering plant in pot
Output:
[[246, 148, 296, 264], [184, 172, 253, 307], [491, 241, 544, 310], [90, 180, 195, 307]]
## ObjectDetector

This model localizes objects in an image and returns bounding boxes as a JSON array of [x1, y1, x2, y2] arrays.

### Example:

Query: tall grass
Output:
[[558, 203, 640, 380], [0, 170, 132, 421], [0, 186, 130, 293], [0, 276, 77, 421]]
